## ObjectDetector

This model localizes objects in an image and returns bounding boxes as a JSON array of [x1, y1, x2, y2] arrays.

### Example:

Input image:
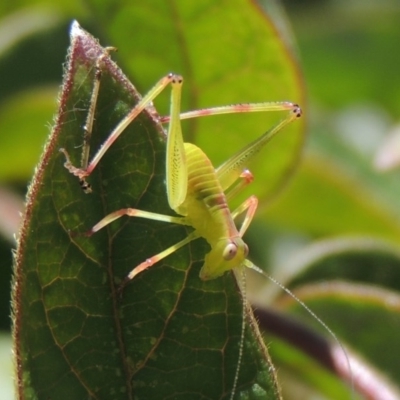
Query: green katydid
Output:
[[60, 50, 353, 399], [61, 71, 301, 282]]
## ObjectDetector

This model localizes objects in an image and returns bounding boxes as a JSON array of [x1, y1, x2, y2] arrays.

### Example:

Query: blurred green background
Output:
[[1, 0, 400, 398]]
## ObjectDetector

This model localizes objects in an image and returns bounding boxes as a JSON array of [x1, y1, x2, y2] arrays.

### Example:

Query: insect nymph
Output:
[[60, 48, 302, 399], [61, 72, 301, 283]]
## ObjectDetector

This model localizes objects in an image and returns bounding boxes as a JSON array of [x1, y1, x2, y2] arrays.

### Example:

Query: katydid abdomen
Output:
[[181, 142, 248, 280]]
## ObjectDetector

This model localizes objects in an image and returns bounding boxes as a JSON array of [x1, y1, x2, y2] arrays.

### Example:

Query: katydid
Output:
[[61, 72, 301, 281], [60, 54, 353, 399]]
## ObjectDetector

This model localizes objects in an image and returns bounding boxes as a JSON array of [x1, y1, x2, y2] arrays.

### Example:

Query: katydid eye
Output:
[[243, 244, 249, 257], [223, 243, 237, 261]]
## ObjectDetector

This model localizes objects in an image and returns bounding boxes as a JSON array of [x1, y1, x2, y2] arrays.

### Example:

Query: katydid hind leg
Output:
[[159, 101, 301, 193], [159, 101, 300, 124], [231, 195, 259, 237], [216, 104, 301, 192], [61, 71, 179, 188], [86, 73, 178, 179], [224, 169, 255, 203]]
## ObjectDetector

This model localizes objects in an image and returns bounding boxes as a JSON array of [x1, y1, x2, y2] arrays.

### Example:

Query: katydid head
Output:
[[199, 237, 249, 280]]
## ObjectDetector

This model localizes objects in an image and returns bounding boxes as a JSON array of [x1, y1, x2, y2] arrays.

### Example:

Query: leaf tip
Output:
[[70, 20, 82, 39]]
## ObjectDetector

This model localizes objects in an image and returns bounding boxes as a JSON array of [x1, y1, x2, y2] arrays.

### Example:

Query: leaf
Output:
[[0, 333, 13, 399], [254, 308, 354, 400], [0, 87, 58, 181], [292, 3, 400, 114], [277, 283, 400, 399], [0, 17, 72, 182], [13, 22, 280, 399], [271, 237, 400, 398], [262, 153, 400, 241]]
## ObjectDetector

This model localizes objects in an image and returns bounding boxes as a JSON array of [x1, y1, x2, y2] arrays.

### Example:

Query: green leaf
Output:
[[0, 87, 58, 181], [277, 284, 400, 399], [271, 237, 400, 398], [0, 333, 13, 398], [262, 153, 400, 241], [291, 3, 400, 114], [13, 22, 281, 399]]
